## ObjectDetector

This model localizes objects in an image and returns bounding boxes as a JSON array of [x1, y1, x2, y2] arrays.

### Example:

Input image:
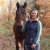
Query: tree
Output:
[[8, 0, 12, 21]]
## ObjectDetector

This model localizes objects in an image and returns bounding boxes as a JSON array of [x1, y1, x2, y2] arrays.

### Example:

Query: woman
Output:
[[21, 8, 42, 50]]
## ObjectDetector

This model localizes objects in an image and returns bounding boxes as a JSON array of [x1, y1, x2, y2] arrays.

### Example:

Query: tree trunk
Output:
[[8, 0, 11, 21]]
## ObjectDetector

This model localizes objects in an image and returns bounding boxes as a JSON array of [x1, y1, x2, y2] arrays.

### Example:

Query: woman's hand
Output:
[[31, 43, 36, 49]]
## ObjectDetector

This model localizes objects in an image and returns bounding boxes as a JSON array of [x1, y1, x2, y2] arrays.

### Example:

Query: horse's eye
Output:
[[24, 12, 26, 14]]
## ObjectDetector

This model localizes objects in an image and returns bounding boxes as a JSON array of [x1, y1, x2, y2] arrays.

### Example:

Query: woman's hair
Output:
[[30, 8, 39, 19]]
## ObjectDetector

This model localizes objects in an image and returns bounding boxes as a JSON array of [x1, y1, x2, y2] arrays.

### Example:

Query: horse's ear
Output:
[[16, 2, 19, 9], [23, 2, 27, 8]]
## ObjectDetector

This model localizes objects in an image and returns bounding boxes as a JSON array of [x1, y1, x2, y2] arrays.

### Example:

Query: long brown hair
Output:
[[30, 8, 39, 19]]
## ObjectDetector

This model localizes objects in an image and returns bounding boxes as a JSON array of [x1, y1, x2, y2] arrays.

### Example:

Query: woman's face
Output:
[[30, 10, 37, 19]]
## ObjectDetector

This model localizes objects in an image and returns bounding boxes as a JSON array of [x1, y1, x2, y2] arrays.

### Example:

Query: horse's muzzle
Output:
[[17, 25, 23, 31]]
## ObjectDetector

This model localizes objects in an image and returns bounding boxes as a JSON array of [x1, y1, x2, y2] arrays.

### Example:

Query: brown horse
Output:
[[13, 2, 29, 50]]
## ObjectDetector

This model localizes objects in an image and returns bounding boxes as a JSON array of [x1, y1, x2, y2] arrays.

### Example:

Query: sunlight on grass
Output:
[[40, 35, 50, 50], [10, 47, 16, 50], [0, 20, 14, 36]]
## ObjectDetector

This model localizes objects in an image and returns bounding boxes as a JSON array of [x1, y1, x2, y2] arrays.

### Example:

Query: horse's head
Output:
[[15, 2, 27, 27]]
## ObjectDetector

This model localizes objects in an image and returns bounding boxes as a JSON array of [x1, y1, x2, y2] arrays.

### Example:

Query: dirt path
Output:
[[0, 33, 16, 50]]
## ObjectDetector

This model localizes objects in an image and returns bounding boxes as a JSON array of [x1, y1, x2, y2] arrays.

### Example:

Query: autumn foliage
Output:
[[0, 0, 50, 50]]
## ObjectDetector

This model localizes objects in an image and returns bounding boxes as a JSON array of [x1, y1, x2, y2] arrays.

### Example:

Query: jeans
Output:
[[24, 42, 40, 50]]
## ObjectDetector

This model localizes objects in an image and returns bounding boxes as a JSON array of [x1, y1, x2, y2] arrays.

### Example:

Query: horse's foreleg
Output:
[[15, 36, 19, 50], [19, 40, 24, 50], [15, 40, 19, 50]]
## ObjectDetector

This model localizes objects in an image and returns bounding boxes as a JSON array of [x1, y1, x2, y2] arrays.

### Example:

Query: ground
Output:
[[0, 20, 50, 50]]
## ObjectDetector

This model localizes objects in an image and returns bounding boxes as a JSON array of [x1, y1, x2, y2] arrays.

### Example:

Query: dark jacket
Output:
[[21, 20, 42, 45]]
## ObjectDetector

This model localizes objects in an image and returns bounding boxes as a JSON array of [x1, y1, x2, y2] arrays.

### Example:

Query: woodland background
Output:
[[0, 0, 50, 50]]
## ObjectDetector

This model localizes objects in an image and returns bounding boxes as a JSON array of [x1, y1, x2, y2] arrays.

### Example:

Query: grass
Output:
[[4, 20, 14, 25], [9, 47, 16, 50], [0, 20, 14, 36], [40, 35, 50, 50]]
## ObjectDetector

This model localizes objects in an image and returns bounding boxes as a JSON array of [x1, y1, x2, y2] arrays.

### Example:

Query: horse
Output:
[[13, 2, 29, 50]]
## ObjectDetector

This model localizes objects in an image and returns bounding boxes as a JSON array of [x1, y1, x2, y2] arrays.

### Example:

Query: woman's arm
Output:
[[34, 21, 42, 43]]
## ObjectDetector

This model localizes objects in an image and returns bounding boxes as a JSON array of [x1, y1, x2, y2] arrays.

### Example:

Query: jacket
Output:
[[21, 20, 42, 45]]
